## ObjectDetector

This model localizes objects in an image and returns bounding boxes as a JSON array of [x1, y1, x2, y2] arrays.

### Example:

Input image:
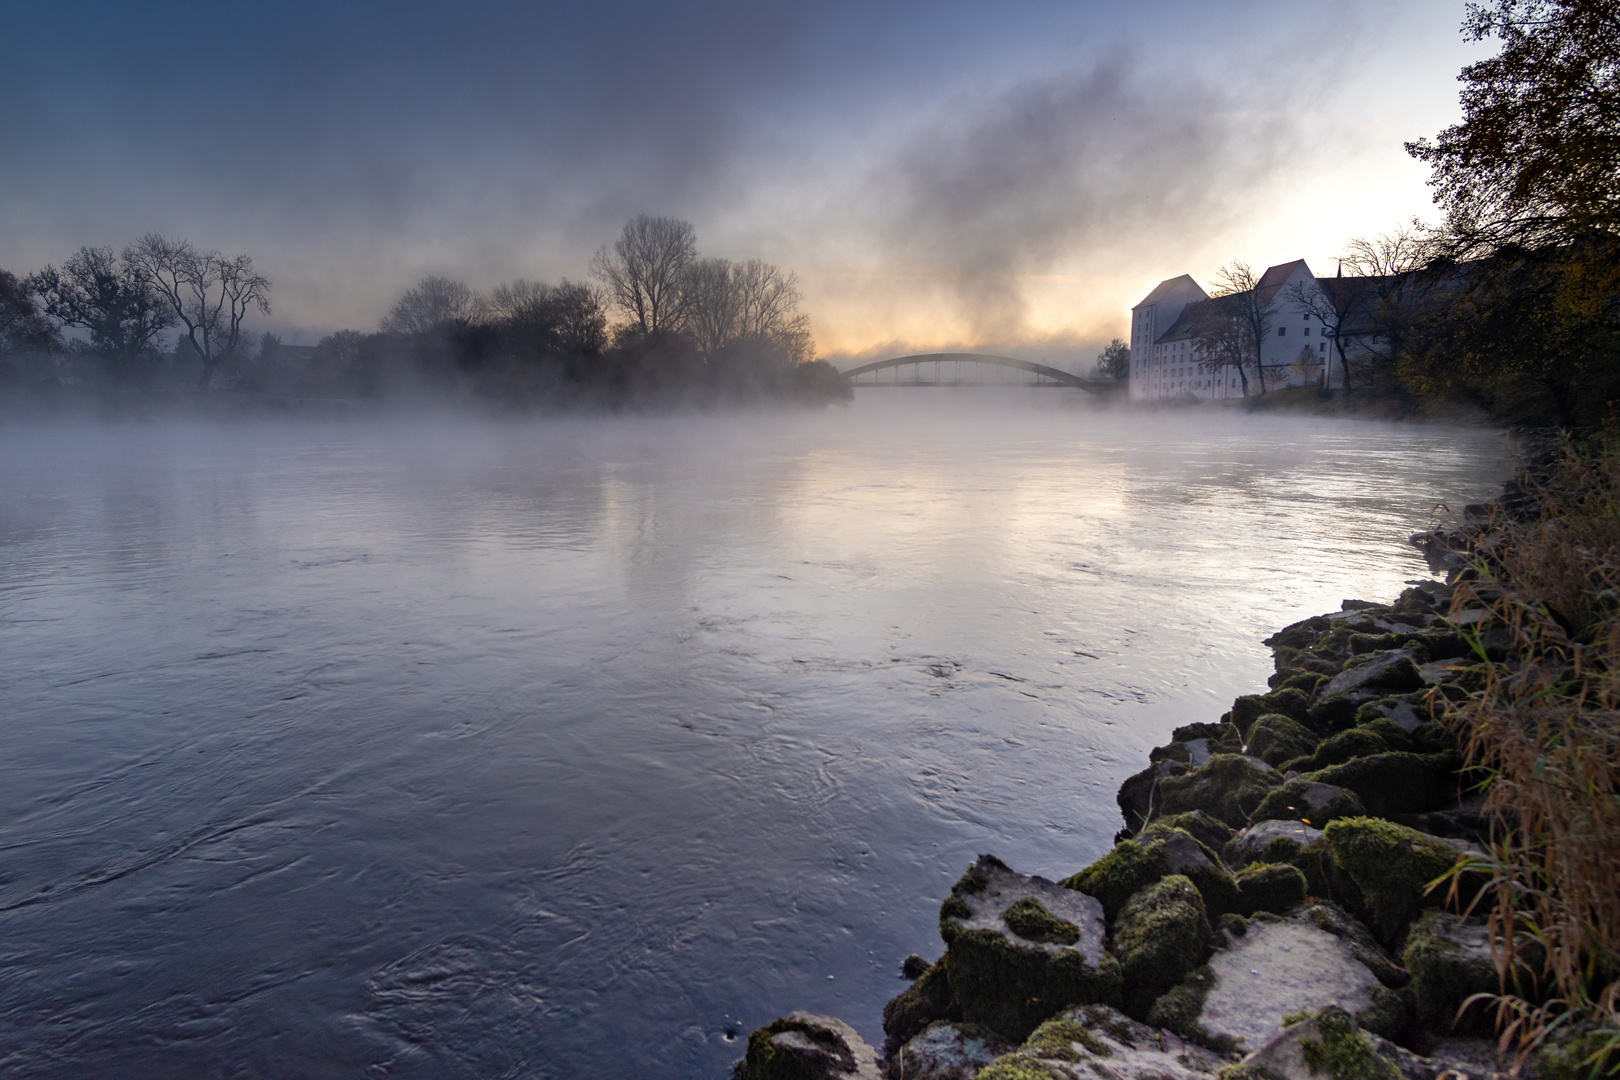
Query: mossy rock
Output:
[[1305, 693, 1369, 735], [736, 1012, 881, 1080], [1112, 874, 1214, 1018], [882, 956, 960, 1048], [889, 1020, 1013, 1080], [1156, 754, 1284, 829], [1117, 760, 1188, 833], [1150, 741, 1193, 764], [1238, 1006, 1403, 1080], [1291, 900, 1409, 989], [1234, 864, 1307, 916], [1173, 721, 1232, 743], [1262, 614, 1334, 651], [1221, 820, 1324, 871], [1245, 714, 1319, 769], [1151, 810, 1236, 853], [1064, 828, 1236, 922], [1146, 966, 1228, 1053], [1230, 689, 1311, 736], [1322, 818, 1463, 944], [1319, 650, 1427, 699], [1304, 752, 1460, 817], [1276, 671, 1328, 696], [1401, 910, 1535, 1036], [1533, 1023, 1620, 1080], [980, 1004, 1230, 1080], [1281, 727, 1391, 774], [942, 855, 1121, 1042], [1251, 780, 1367, 828], [1063, 839, 1166, 923], [1349, 632, 1404, 655]]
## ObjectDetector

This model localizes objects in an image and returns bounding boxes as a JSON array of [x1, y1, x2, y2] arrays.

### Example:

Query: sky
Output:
[[0, 0, 1490, 369]]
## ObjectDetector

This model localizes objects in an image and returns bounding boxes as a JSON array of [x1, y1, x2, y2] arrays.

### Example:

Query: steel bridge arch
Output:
[[841, 352, 1115, 393]]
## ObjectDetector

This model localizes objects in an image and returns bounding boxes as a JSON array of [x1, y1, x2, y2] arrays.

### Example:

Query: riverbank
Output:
[[734, 434, 1620, 1080]]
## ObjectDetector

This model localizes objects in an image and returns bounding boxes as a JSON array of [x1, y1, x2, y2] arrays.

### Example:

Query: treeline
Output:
[[0, 214, 850, 410]]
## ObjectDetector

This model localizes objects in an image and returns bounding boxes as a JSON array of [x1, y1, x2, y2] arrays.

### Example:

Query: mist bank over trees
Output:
[[0, 214, 850, 413]]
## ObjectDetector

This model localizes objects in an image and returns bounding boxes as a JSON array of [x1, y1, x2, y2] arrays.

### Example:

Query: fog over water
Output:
[[0, 396, 1508, 1078]]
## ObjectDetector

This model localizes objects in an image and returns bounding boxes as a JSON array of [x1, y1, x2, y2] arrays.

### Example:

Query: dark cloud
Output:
[[878, 57, 1294, 342]]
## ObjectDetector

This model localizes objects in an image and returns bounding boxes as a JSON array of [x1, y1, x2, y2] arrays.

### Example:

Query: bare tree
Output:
[[1339, 227, 1438, 387], [27, 247, 172, 368], [1091, 338, 1130, 380], [126, 235, 271, 391], [1189, 295, 1253, 397], [1209, 262, 1275, 394], [682, 257, 812, 366], [682, 258, 742, 360], [590, 214, 697, 336], [486, 277, 608, 360], [1, 269, 61, 356], [381, 276, 477, 335]]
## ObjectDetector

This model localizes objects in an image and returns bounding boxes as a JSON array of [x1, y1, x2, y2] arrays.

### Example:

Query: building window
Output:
[[1278, 327, 1286, 337], [1304, 327, 1310, 336], [1319, 343, 1326, 353]]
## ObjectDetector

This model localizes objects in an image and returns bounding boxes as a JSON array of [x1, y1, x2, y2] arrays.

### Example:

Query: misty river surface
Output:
[[0, 396, 1509, 1078]]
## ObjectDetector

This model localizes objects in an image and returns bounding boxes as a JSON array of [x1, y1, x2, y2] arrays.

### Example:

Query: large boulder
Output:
[[1151, 811, 1236, 853], [734, 1012, 883, 1080], [1230, 689, 1312, 737], [1322, 818, 1466, 944], [1117, 760, 1188, 833], [885, 1021, 1012, 1080], [940, 855, 1121, 1042], [1155, 755, 1284, 829], [976, 1004, 1227, 1080], [1112, 875, 1215, 1017], [1147, 915, 1405, 1054]]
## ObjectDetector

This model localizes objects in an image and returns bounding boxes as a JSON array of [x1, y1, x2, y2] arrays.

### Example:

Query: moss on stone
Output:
[[940, 893, 973, 941], [1157, 754, 1284, 829], [1322, 817, 1462, 944], [1263, 614, 1335, 651], [945, 926, 1124, 1042], [1146, 966, 1236, 1054], [1534, 1025, 1620, 1080], [1401, 910, 1508, 1035], [1235, 863, 1308, 916], [1218, 1062, 1288, 1080], [1251, 779, 1367, 827], [1285, 727, 1392, 774], [1246, 714, 1320, 768], [1022, 1016, 1113, 1060], [1150, 741, 1193, 764], [1298, 1006, 1403, 1080], [883, 956, 960, 1046], [1004, 897, 1081, 946], [1278, 671, 1328, 696], [1151, 810, 1236, 853], [1173, 722, 1232, 743], [738, 1015, 856, 1080], [1112, 875, 1213, 1018], [975, 1058, 1066, 1080], [1062, 839, 1168, 923], [1230, 688, 1312, 736], [1305, 752, 1460, 817], [1080, 826, 1238, 920], [1219, 912, 1248, 938]]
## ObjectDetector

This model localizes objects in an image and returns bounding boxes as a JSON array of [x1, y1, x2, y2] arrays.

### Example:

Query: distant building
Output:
[[1128, 260, 1346, 401]]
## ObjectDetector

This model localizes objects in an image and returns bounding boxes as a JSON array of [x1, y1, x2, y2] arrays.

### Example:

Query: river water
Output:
[[0, 395, 1507, 1078]]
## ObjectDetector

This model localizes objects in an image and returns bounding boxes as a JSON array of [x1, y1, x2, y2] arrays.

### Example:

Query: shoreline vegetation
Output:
[[731, 434, 1620, 1080]]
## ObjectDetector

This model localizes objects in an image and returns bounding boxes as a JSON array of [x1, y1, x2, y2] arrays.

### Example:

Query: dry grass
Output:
[[1439, 437, 1620, 1075]]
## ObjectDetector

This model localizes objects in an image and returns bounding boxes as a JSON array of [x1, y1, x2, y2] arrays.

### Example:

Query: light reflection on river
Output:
[[0, 396, 1507, 1078]]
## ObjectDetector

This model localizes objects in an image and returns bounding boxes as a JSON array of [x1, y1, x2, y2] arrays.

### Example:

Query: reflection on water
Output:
[[0, 397, 1507, 1078]]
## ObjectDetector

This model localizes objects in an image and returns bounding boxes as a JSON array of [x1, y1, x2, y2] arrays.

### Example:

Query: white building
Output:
[[1128, 260, 1344, 401]]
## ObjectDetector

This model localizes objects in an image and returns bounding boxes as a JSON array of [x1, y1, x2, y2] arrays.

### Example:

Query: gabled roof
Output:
[[1254, 260, 1310, 305], [1133, 274, 1207, 308], [1155, 301, 1208, 344]]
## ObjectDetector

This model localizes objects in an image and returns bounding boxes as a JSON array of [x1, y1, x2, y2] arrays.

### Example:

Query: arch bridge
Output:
[[842, 353, 1121, 394]]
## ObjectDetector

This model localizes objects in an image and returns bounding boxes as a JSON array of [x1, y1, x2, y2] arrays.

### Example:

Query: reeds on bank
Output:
[[1441, 437, 1620, 1075]]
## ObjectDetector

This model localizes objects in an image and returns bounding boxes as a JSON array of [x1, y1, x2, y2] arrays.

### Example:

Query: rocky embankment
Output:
[[733, 485, 1545, 1080]]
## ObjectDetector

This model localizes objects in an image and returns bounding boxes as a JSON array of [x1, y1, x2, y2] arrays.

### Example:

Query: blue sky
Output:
[[1, 0, 1488, 365]]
